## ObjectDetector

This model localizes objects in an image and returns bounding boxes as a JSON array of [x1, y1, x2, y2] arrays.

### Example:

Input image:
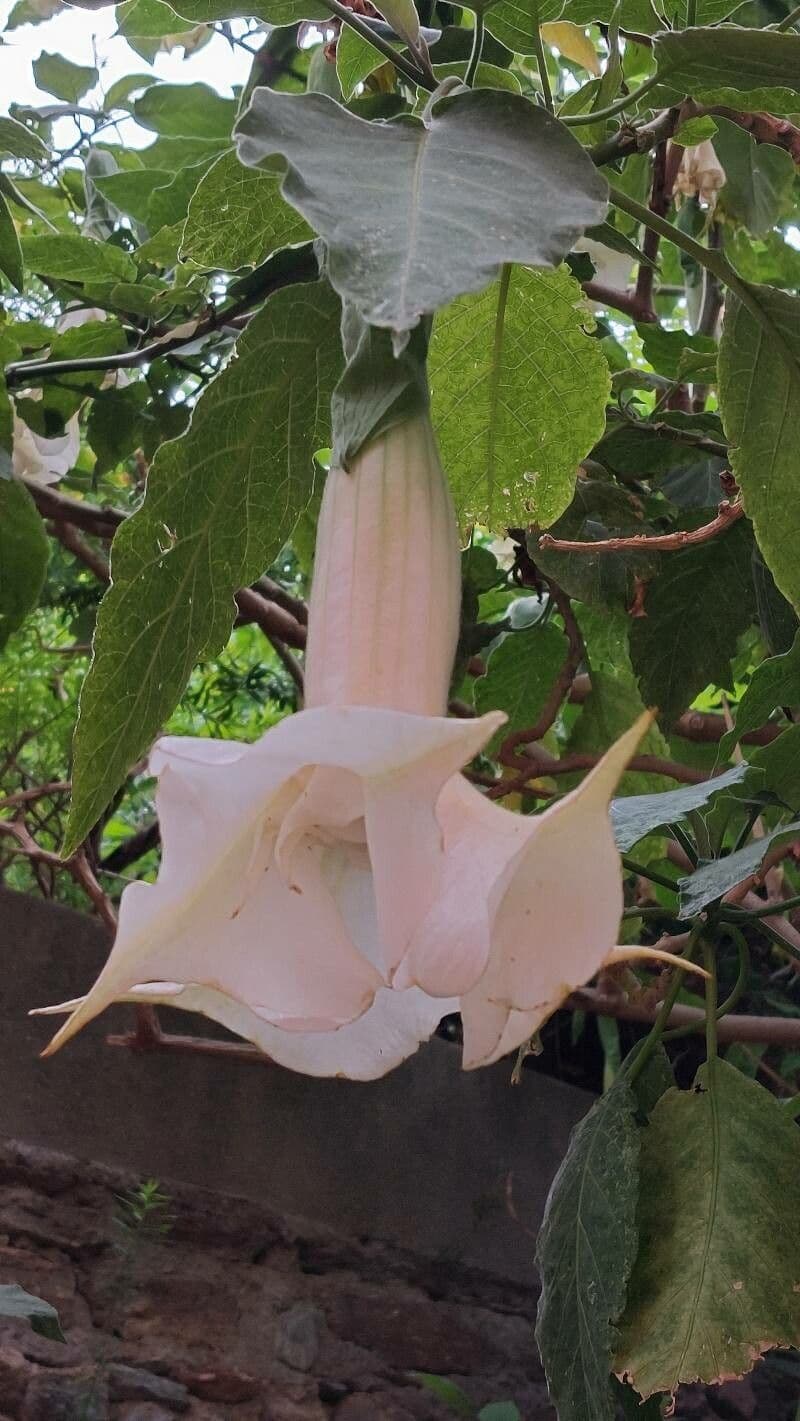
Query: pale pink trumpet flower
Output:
[[38, 414, 692, 1078]]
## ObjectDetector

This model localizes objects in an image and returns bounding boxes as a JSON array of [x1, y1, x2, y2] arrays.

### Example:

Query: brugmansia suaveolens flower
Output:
[[39, 415, 689, 1078]]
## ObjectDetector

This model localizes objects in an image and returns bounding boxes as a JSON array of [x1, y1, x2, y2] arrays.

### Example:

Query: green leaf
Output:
[[133, 82, 235, 139], [637, 324, 717, 383], [235, 88, 608, 343], [482, 0, 563, 54], [116, 0, 198, 38], [629, 519, 755, 724], [672, 115, 718, 146], [616, 1059, 800, 1398], [169, 0, 328, 22], [63, 279, 342, 853], [571, 606, 672, 799], [372, 0, 420, 47], [749, 724, 800, 812], [0, 192, 24, 292], [94, 168, 172, 225], [713, 117, 795, 238], [48, 318, 128, 386], [475, 622, 568, 753], [87, 385, 147, 476], [411, 1373, 475, 1415], [722, 633, 800, 758], [0, 114, 48, 162], [336, 25, 393, 101], [479, 1406, 521, 1421], [147, 159, 214, 232], [655, 27, 800, 114], [32, 51, 98, 103], [718, 285, 800, 615], [0, 479, 50, 651], [22, 234, 138, 283], [611, 765, 751, 853], [535, 1075, 640, 1421], [429, 265, 609, 529], [0, 1284, 65, 1344], [678, 819, 800, 916], [181, 150, 310, 271]]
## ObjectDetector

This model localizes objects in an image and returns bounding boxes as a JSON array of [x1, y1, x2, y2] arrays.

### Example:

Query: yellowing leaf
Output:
[[541, 21, 600, 75]]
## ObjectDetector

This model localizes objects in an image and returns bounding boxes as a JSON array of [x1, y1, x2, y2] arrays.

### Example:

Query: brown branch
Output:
[[234, 586, 307, 652], [538, 499, 743, 556], [568, 675, 783, 747], [25, 478, 124, 537], [568, 986, 800, 1046], [487, 748, 711, 800], [0, 822, 116, 931], [702, 105, 800, 165], [49, 520, 110, 582], [581, 281, 657, 323], [102, 818, 160, 873], [0, 782, 70, 810]]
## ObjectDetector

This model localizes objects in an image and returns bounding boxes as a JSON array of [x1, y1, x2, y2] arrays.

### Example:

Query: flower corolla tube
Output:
[[38, 414, 688, 1078]]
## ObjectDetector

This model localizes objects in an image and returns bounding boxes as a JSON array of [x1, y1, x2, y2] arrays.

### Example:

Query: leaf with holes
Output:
[[429, 265, 609, 529], [63, 280, 342, 853], [234, 88, 608, 344], [616, 1059, 800, 1399]]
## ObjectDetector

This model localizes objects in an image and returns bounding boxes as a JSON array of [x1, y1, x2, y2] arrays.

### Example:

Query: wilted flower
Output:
[[12, 400, 81, 486], [39, 415, 688, 1078], [674, 140, 726, 208]]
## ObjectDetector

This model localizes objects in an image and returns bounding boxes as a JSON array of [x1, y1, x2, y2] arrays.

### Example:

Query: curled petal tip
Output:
[[607, 945, 710, 979]]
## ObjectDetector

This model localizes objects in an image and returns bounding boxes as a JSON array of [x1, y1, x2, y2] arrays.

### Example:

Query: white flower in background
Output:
[[11, 397, 81, 487], [674, 141, 726, 208]]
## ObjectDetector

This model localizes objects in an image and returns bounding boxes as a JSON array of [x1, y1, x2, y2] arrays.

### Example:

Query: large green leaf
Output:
[[721, 633, 800, 758], [429, 265, 609, 529], [22, 233, 138, 283], [32, 51, 98, 103], [629, 519, 755, 723], [475, 622, 568, 753], [718, 285, 800, 616], [616, 1059, 800, 1399], [0, 1284, 65, 1344], [655, 27, 800, 114], [535, 1075, 641, 1421], [181, 150, 310, 271], [63, 280, 342, 853], [610, 764, 750, 853], [713, 117, 795, 238], [116, 0, 198, 38], [133, 82, 235, 139], [235, 88, 608, 342], [0, 479, 49, 651], [0, 192, 24, 292], [336, 25, 394, 101]]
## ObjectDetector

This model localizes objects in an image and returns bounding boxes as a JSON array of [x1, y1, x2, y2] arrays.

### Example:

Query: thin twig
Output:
[[538, 500, 743, 555], [568, 986, 800, 1045], [0, 783, 70, 811], [49, 520, 110, 582]]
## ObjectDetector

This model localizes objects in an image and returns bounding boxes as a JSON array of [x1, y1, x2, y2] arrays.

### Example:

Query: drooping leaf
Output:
[[235, 88, 608, 342], [655, 27, 800, 114], [87, 385, 147, 476], [721, 634, 800, 758], [63, 280, 342, 853], [0, 191, 24, 292], [475, 622, 568, 753], [611, 765, 751, 853], [678, 818, 800, 916], [22, 234, 138, 283], [181, 150, 309, 271], [616, 1059, 800, 1399], [629, 518, 755, 723], [429, 265, 609, 529], [0, 1284, 65, 1344], [0, 479, 50, 651], [372, 0, 420, 47], [541, 20, 600, 73], [0, 115, 48, 162], [713, 117, 796, 238], [718, 285, 800, 616], [535, 1075, 640, 1421], [133, 82, 235, 139], [32, 51, 98, 103]]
